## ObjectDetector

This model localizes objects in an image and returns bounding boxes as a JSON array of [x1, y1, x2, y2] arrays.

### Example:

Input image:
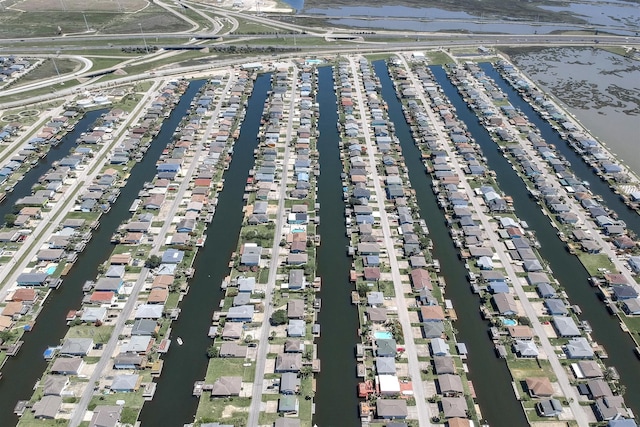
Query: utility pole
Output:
[[139, 23, 149, 54], [82, 13, 90, 32]]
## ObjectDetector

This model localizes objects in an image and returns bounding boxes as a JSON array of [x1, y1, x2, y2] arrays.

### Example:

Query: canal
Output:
[[0, 109, 107, 225], [374, 60, 528, 427], [0, 81, 205, 425], [313, 66, 360, 426], [432, 65, 640, 416], [139, 73, 271, 426], [479, 63, 640, 237]]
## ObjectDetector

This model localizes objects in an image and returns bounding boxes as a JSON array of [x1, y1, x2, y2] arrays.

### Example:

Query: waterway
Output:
[[0, 109, 106, 224], [479, 62, 640, 236], [139, 73, 271, 426], [432, 65, 640, 417], [286, 2, 639, 35], [506, 48, 640, 176], [313, 66, 360, 426], [0, 81, 204, 425], [373, 60, 528, 427]]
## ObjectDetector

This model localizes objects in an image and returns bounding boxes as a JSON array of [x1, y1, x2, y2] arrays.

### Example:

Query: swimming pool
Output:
[[500, 317, 517, 326], [374, 331, 393, 340], [46, 266, 57, 275]]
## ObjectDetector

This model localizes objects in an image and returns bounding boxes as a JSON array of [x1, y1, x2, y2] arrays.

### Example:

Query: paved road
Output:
[[480, 67, 640, 294], [400, 54, 589, 426], [0, 79, 164, 303], [68, 73, 237, 426], [247, 66, 298, 427], [350, 56, 433, 427], [0, 54, 92, 97], [0, 102, 68, 166]]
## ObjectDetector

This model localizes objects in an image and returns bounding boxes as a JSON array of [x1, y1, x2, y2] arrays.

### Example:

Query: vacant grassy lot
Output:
[[577, 252, 616, 276], [9, 58, 80, 88], [12, 0, 149, 12], [0, 4, 189, 38]]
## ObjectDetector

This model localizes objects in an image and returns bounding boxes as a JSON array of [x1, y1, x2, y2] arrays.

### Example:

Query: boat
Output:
[[176, 337, 183, 346]]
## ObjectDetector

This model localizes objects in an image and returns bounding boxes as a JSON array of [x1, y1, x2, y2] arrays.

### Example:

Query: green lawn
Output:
[[577, 252, 616, 276], [621, 314, 640, 336], [66, 325, 114, 344], [204, 358, 254, 383], [507, 357, 557, 382], [9, 58, 79, 88], [88, 391, 144, 424], [426, 50, 453, 65]]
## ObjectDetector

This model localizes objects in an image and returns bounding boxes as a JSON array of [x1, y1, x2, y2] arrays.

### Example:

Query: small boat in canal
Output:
[[176, 337, 183, 346]]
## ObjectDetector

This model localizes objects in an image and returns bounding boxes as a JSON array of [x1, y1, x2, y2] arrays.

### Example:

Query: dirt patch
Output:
[[221, 404, 247, 418]]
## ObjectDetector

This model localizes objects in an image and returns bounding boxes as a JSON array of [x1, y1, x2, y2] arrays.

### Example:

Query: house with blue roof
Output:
[[162, 249, 184, 264]]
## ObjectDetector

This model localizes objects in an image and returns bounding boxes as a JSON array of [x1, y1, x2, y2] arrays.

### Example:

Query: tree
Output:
[[271, 309, 288, 326], [206, 344, 219, 358], [4, 214, 16, 227], [300, 365, 313, 378], [357, 283, 369, 298], [0, 329, 15, 343], [517, 316, 531, 326], [145, 255, 162, 269]]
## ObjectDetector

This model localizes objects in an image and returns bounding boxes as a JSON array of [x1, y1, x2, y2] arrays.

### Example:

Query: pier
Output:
[[313, 66, 360, 426], [376, 59, 528, 426], [139, 73, 271, 426], [0, 81, 204, 425]]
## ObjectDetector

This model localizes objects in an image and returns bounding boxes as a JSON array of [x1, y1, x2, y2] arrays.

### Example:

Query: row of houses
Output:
[[0, 56, 34, 83], [439, 62, 635, 423], [21, 79, 205, 425], [497, 60, 637, 196]]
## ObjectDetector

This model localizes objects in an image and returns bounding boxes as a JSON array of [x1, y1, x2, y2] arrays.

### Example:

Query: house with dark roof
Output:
[[437, 374, 463, 397], [275, 353, 302, 372], [278, 395, 299, 414], [210, 376, 242, 397], [376, 399, 408, 419], [60, 338, 93, 356], [537, 398, 563, 417], [32, 395, 62, 419], [89, 405, 122, 427], [595, 396, 627, 421], [367, 307, 388, 323], [612, 285, 638, 301], [422, 321, 445, 339], [375, 339, 396, 357], [280, 372, 300, 395], [50, 357, 83, 375], [493, 293, 518, 316], [545, 298, 568, 316], [441, 396, 468, 419], [433, 356, 455, 374]]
